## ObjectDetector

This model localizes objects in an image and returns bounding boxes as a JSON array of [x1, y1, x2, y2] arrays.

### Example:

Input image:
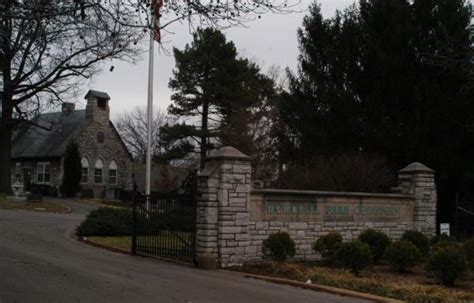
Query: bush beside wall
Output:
[[262, 232, 296, 261], [358, 229, 391, 263], [385, 240, 421, 273]]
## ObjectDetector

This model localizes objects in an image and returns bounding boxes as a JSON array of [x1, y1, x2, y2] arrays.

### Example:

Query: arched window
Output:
[[81, 158, 89, 183], [94, 159, 104, 184], [109, 160, 118, 185]]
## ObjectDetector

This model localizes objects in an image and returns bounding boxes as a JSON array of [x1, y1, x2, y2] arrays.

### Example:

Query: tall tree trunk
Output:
[[200, 100, 209, 169], [0, 0, 13, 194], [0, 92, 13, 195]]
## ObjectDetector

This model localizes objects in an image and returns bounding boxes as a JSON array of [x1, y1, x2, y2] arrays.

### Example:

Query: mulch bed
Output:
[[229, 261, 474, 303]]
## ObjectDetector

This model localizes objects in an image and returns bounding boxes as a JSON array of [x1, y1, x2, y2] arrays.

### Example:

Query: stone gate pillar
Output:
[[196, 147, 252, 268], [398, 162, 437, 237]]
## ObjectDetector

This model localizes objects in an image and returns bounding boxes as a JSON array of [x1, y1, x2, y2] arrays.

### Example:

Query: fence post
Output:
[[131, 191, 137, 255], [191, 171, 198, 265]]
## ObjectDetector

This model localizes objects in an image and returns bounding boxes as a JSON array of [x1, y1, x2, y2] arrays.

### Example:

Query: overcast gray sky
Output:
[[81, 0, 355, 118]]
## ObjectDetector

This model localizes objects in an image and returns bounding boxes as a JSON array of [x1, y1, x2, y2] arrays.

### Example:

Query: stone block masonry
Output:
[[196, 147, 437, 267], [247, 190, 416, 260], [76, 93, 133, 198], [196, 147, 252, 268], [397, 162, 437, 237]]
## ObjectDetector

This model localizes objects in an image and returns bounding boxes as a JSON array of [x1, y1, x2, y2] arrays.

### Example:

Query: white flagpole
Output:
[[145, 13, 155, 211]]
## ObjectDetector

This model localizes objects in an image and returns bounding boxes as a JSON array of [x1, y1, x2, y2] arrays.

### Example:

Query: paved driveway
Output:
[[0, 199, 371, 303]]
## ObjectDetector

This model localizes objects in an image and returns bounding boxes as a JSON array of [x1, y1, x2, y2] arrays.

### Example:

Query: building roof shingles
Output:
[[11, 110, 88, 159]]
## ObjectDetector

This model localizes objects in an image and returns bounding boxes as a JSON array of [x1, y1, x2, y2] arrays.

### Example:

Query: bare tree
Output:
[[0, 0, 300, 193], [247, 64, 289, 182], [115, 106, 169, 163], [0, 0, 143, 193]]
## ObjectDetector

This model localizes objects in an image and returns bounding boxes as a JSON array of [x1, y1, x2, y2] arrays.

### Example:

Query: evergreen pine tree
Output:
[[279, 0, 473, 224], [162, 28, 275, 167], [62, 141, 81, 197]]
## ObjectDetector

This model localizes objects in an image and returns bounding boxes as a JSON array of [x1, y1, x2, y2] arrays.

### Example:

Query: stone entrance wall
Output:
[[248, 190, 415, 260], [196, 147, 437, 268]]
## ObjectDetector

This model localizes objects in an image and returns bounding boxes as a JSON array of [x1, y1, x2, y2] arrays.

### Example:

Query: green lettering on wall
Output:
[[325, 205, 350, 216], [265, 201, 319, 215], [355, 205, 400, 217], [264, 201, 402, 220]]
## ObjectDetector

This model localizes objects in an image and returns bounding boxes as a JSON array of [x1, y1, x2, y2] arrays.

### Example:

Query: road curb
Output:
[[229, 271, 404, 303]]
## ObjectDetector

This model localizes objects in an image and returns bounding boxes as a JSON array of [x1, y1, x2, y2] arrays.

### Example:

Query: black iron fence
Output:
[[454, 193, 474, 239], [131, 172, 197, 264]]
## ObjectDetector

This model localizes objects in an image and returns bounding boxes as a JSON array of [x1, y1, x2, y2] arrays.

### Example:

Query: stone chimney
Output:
[[61, 102, 75, 114], [84, 89, 110, 123]]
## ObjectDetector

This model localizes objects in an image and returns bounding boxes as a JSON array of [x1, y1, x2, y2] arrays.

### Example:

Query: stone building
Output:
[[10, 90, 133, 198]]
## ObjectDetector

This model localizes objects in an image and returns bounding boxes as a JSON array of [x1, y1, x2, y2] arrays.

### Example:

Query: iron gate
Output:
[[131, 172, 197, 264]]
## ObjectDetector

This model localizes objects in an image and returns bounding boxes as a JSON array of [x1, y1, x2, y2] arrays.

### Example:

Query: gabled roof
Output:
[[11, 110, 88, 159], [108, 120, 134, 162]]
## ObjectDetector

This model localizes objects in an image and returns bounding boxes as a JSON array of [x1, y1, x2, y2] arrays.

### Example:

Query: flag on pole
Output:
[[152, 0, 164, 42]]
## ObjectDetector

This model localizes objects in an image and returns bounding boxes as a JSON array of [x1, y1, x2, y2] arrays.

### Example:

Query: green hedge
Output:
[[76, 207, 194, 237], [76, 207, 134, 237]]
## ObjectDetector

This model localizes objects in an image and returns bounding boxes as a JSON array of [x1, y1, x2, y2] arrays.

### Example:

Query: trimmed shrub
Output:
[[262, 232, 296, 261], [313, 232, 343, 264], [401, 230, 430, 255], [358, 229, 391, 263], [76, 207, 133, 237], [385, 240, 421, 272], [333, 240, 373, 275], [463, 238, 474, 269], [76, 207, 192, 237], [431, 234, 459, 251], [428, 246, 467, 286]]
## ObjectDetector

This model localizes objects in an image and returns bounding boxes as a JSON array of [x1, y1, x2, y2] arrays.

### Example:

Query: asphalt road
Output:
[[0, 199, 372, 303]]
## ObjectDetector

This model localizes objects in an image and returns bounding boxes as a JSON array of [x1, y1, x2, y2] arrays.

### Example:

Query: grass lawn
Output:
[[88, 236, 131, 251], [0, 196, 68, 213], [88, 233, 193, 252], [232, 262, 474, 303], [77, 198, 127, 209]]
